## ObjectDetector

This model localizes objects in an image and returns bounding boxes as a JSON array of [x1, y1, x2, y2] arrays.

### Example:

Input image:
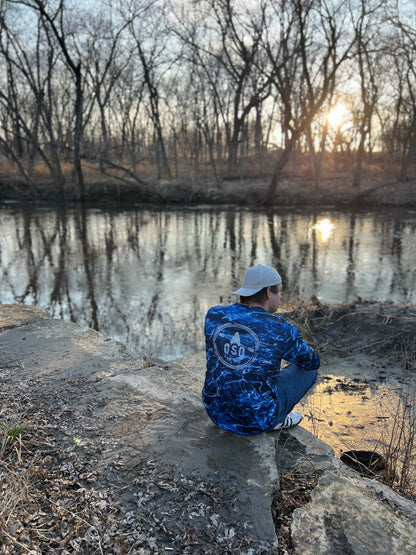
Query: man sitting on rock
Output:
[[202, 264, 319, 435]]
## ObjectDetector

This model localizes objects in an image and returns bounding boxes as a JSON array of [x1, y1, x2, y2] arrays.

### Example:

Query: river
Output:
[[1, 203, 415, 360]]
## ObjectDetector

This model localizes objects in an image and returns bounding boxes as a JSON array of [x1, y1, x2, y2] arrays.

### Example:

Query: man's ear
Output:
[[266, 286, 272, 299]]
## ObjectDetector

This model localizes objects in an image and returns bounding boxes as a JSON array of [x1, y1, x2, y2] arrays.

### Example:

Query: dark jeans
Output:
[[273, 364, 317, 426]]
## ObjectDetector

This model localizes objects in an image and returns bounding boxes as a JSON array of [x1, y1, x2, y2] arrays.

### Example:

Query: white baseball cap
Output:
[[233, 264, 282, 296]]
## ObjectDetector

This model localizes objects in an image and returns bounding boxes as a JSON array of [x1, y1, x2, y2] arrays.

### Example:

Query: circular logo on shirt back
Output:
[[212, 323, 259, 370]]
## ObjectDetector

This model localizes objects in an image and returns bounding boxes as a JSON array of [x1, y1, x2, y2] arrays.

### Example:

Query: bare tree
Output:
[[209, 0, 271, 171], [123, 0, 173, 179], [387, 13, 416, 180], [351, 0, 385, 188], [0, 3, 68, 196], [4, 0, 90, 197], [263, 0, 355, 203], [171, 0, 272, 173], [0, 0, 415, 196], [82, 4, 132, 170]]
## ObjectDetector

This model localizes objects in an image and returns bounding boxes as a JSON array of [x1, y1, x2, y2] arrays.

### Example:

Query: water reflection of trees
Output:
[[345, 214, 357, 299], [1, 207, 415, 359]]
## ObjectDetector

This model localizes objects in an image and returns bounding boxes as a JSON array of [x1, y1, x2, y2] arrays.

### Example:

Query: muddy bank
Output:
[[282, 300, 416, 361], [1, 174, 416, 207], [280, 301, 416, 457]]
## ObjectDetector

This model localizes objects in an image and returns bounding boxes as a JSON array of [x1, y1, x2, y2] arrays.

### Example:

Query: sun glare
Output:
[[312, 218, 335, 242], [326, 103, 347, 128]]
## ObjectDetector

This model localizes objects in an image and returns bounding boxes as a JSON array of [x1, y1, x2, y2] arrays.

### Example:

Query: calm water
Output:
[[1, 203, 415, 360]]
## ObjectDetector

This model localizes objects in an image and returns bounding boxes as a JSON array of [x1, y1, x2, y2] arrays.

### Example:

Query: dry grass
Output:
[[339, 379, 416, 497], [1, 149, 411, 180], [278, 298, 343, 361], [281, 300, 416, 362], [283, 300, 416, 496], [1, 150, 415, 206], [378, 382, 416, 496], [302, 392, 325, 440], [366, 337, 416, 495]]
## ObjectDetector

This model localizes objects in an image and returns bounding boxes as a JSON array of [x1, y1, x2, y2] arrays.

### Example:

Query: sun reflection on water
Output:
[[312, 218, 335, 242], [298, 376, 409, 460]]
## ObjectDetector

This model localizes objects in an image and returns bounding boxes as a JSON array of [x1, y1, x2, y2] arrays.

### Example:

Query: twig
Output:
[[0, 528, 34, 553]]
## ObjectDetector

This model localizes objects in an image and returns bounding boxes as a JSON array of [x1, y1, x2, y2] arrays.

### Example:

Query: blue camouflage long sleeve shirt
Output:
[[202, 303, 320, 435]]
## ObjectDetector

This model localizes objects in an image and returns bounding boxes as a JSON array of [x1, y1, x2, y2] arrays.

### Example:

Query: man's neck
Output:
[[242, 301, 266, 310]]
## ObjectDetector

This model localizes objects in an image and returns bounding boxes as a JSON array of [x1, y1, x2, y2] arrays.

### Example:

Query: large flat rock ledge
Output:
[[1, 304, 416, 553]]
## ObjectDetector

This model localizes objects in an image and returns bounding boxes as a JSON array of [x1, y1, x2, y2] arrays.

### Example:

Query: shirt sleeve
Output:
[[282, 322, 320, 370]]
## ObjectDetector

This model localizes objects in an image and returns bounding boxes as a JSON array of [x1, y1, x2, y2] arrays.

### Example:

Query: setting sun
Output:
[[326, 103, 347, 128]]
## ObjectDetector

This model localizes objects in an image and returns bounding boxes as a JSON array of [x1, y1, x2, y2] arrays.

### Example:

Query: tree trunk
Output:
[[72, 65, 85, 199], [352, 130, 366, 188], [399, 116, 416, 181], [266, 139, 296, 204]]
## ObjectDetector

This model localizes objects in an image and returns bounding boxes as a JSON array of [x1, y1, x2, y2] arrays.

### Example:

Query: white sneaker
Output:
[[272, 411, 303, 431]]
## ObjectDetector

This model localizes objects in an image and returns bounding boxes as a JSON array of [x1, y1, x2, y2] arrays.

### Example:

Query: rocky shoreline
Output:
[[1, 303, 416, 553]]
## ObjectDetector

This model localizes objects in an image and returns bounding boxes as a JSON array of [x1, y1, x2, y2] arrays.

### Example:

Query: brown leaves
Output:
[[272, 471, 319, 555]]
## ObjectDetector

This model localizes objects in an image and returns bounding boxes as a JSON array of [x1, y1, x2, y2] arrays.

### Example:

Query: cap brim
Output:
[[233, 287, 263, 296]]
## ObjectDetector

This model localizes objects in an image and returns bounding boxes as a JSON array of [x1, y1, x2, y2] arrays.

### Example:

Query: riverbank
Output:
[[1, 173, 416, 207], [279, 301, 416, 467], [1, 301, 415, 553]]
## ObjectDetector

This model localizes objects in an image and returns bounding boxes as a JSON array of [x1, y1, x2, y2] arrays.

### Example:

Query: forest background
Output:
[[0, 0, 416, 204]]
